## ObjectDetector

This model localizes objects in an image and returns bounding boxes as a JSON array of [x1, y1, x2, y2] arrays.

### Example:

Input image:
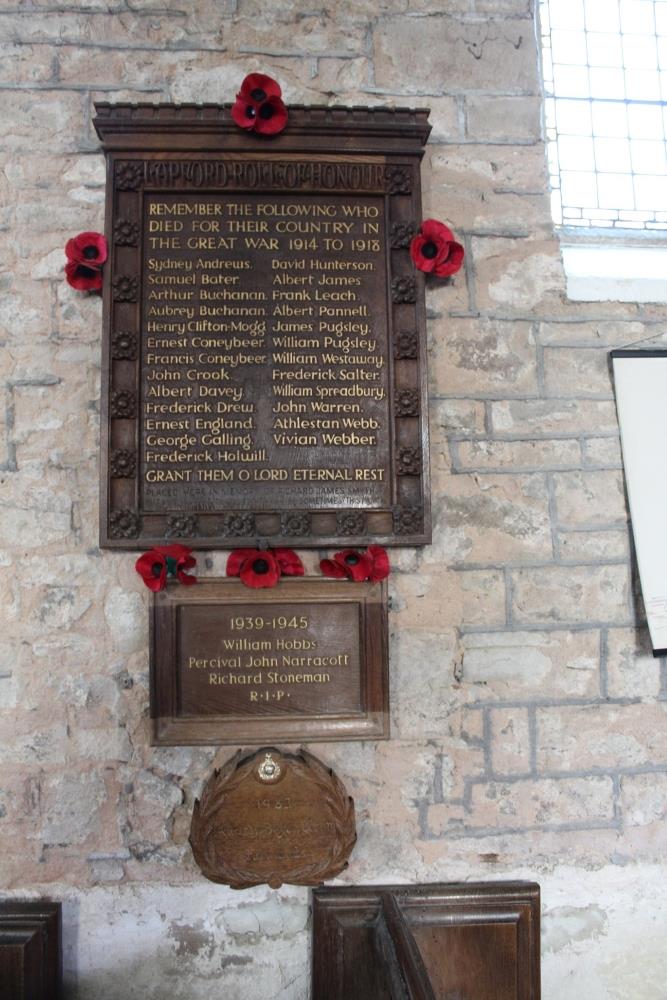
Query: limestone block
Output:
[[431, 398, 486, 436], [553, 470, 627, 529], [0, 42, 55, 83], [465, 95, 542, 141], [0, 276, 52, 339], [390, 627, 460, 737], [539, 319, 650, 347], [544, 347, 614, 398], [583, 437, 622, 467], [537, 703, 667, 771], [491, 398, 619, 436], [429, 472, 552, 564], [466, 775, 614, 828], [373, 16, 537, 94], [511, 565, 631, 626], [558, 529, 629, 563], [41, 771, 107, 846], [429, 142, 549, 195], [429, 316, 539, 396], [103, 587, 146, 657], [620, 772, 667, 828], [472, 236, 565, 311], [125, 769, 184, 847], [455, 437, 580, 472], [461, 629, 600, 700], [490, 707, 531, 774], [459, 568, 508, 627], [311, 56, 373, 93], [606, 627, 662, 700], [229, 12, 364, 56], [1, 90, 86, 155]]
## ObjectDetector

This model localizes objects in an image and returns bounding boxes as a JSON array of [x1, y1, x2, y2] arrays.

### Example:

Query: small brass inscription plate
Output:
[[189, 746, 356, 889], [150, 577, 388, 745]]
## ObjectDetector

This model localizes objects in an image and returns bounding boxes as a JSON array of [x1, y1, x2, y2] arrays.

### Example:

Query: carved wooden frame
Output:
[[95, 103, 432, 549], [150, 577, 389, 745]]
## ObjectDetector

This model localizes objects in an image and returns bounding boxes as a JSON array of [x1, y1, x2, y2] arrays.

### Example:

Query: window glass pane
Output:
[[623, 34, 657, 69], [630, 138, 667, 172], [551, 0, 586, 30], [625, 69, 662, 100], [657, 1, 667, 33], [592, 100, 629, 136], [561, 170, 599, 206], [627, 103, 663, 138], [585, 0, 620, 32], [635, 174, 667, 208], [554, 63, 591, 96], [595, 136, 633, 172], [586, 32, 623, 66], [598, 172, 636, 207], [559, 135, 596, 169], [551, 29, 589, 63], [556, 97, 594, 134], [590, 66, 626, 98], [620, 0, 656, 33]]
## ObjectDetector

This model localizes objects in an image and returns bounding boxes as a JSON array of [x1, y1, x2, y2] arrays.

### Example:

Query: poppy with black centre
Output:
[[231, 72, 288, 136]]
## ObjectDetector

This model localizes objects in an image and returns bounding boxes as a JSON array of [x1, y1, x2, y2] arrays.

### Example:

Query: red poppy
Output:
[[410, 219, 464, 277], [274, 548, 305, 577], [231, 72, 288, 135], [65, 231, 108, 267], [135, 544, 197, 592], [226, 547, 303, 588], [320, 545, 390, 583], [65, 260, 103, 292]]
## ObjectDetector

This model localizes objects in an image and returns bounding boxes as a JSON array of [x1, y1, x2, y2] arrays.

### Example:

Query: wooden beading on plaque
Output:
[[150, 577, 388, 745], [94, 103, 432, 548]]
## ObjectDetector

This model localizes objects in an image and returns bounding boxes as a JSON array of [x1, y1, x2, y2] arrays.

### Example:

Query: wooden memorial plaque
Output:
[[94, 103, 432, 549], [189, 746, 356, 889], [150, 577, 388, 745]]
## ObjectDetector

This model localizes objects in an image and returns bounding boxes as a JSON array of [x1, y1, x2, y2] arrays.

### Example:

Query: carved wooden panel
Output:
[[0, 901, 62, 1000], [190, 746, 356, 889], [94, 103, 432, 549], [312, 882, 540, 1000]]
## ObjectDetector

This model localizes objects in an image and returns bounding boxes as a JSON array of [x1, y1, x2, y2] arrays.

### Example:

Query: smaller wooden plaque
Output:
[[190, 746, 356, 889], [150, 577, 388, 745]]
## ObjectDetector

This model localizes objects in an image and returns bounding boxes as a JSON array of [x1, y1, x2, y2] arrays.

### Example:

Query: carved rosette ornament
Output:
[[393, 330, 418, 360], [391, 276, 417, 304], [385, 166, 412, 195], [109, 509, 140, 539], [281, 512, 311, 537], [111, 330, 138, 360], [189, 747, 356, 889], [394, 388, 420, 417], [397, 447, 421, 476], [110, 448, 136, 478], [336, 511, 366, 536], [113, 219, 139, 246], [222, 512, 255, 537], [165, 514, 198, 539], [390, 222, 417, 249], [110, 389, 136, 419], [393, 505, 423, 535], [114, 161, 144, 191], [113, 275, 139, 303]]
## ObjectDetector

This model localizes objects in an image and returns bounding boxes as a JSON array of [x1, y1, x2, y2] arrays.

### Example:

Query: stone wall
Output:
[[2, 1, 667, 997]]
